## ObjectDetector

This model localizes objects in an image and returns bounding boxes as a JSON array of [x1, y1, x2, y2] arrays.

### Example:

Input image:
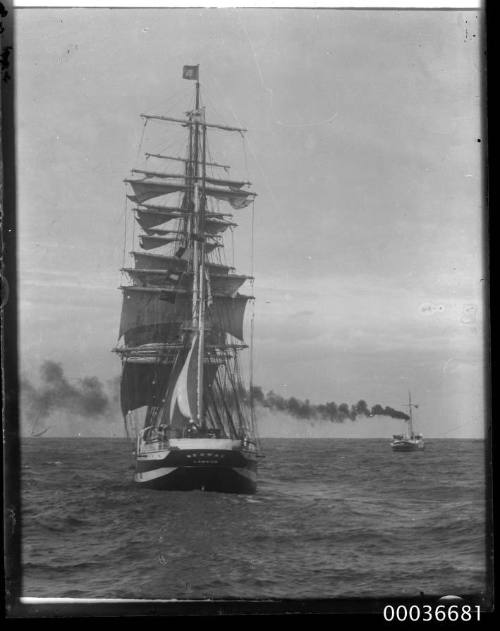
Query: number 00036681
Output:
[[383, 604, 481, 622]]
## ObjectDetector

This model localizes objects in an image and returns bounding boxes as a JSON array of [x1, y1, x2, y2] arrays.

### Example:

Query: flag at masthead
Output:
[[183, 65, 199, 80]]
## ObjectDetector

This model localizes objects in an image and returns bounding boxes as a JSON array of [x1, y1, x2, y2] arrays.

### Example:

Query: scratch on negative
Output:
[[234, 11, 338, 129], [233, 11, 274, 111]]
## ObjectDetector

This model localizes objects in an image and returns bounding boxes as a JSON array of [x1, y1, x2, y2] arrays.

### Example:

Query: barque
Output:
[[115, 65, 260, 492]]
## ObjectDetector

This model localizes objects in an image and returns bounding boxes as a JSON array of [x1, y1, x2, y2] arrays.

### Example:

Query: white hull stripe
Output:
[[135, 467, 177, 482]]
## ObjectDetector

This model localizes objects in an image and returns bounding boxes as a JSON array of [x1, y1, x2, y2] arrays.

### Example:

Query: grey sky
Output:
[[16, 8, 484, 437]]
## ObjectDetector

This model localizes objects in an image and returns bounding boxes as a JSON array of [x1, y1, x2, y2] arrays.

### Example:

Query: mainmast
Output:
[[190, 73, 201, 333], [189, 67, 206, 428], [197, 113, 208, 429], [190, 66, 207, 427]]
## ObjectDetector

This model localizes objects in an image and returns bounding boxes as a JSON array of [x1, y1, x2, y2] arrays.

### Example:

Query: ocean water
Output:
[[19, 437, 488, 600]]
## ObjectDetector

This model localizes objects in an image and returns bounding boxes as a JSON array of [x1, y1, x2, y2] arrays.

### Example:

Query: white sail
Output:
[[169, 334, 199, 422]]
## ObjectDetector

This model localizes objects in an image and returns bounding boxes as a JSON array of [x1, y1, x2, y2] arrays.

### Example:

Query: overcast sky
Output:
[[16, 7, 485, 437]]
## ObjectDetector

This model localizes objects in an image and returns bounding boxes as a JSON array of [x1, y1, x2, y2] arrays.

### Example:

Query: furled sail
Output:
[[137, 203, 233, 217], [126, 178, 256, 209], [132, 169, 250, 190]]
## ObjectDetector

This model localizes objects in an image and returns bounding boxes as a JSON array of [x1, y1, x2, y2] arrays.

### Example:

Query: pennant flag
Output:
[[183, 65, 199, 80]]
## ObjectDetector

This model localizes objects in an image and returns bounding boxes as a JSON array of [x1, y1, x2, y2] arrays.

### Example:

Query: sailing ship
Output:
[[390, 392, 424, 451], [114, 65, 260, 493]]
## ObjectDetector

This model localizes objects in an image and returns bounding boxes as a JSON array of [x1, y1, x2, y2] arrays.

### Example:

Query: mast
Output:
[[408, 391, 413, 437], [191, 73, 206, 427], [191, 77, 200, 334], [197, 111, 207, 429], [403, 391, 417, 438], [119, 64, 257, 440]]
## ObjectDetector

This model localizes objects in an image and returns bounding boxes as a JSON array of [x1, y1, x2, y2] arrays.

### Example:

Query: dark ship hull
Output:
[[135, 438, 257, 493]]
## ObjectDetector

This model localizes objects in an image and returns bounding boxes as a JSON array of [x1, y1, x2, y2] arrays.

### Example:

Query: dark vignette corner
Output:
[[1, 0, 21, 617]]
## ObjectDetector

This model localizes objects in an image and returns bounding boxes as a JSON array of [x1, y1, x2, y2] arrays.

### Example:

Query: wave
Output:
[[34, 514, 90, 533], [23, 560, 103, 572]]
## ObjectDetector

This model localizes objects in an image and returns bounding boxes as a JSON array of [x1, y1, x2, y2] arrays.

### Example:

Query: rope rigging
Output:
[[121, 76, 257, 444]]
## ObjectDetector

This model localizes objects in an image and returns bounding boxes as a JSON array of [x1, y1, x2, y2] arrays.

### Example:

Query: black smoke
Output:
[[21, 361, 111, 419], [248, 387, 409, 422], [20, 363, 409, 426]]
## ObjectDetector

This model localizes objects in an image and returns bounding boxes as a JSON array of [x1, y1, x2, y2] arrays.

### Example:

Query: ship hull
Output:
[[135, 439, 257, 494], [391, 440, 425, 452]]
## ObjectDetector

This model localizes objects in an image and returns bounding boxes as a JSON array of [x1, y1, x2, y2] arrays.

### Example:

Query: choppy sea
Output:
[[20, 437, 488, 600]]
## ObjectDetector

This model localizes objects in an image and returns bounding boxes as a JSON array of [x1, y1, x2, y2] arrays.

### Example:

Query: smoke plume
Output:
[[249, 387, 409, 422], [19, 361, 409, 438], [21, 361, 110, 420]]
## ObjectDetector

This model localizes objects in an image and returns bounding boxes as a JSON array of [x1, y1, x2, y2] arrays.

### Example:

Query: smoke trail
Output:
[[21, 361, 110, 419], [256, 406, 413, 439], [249, 387, 409, 422], [20, 363, 410, 438]]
